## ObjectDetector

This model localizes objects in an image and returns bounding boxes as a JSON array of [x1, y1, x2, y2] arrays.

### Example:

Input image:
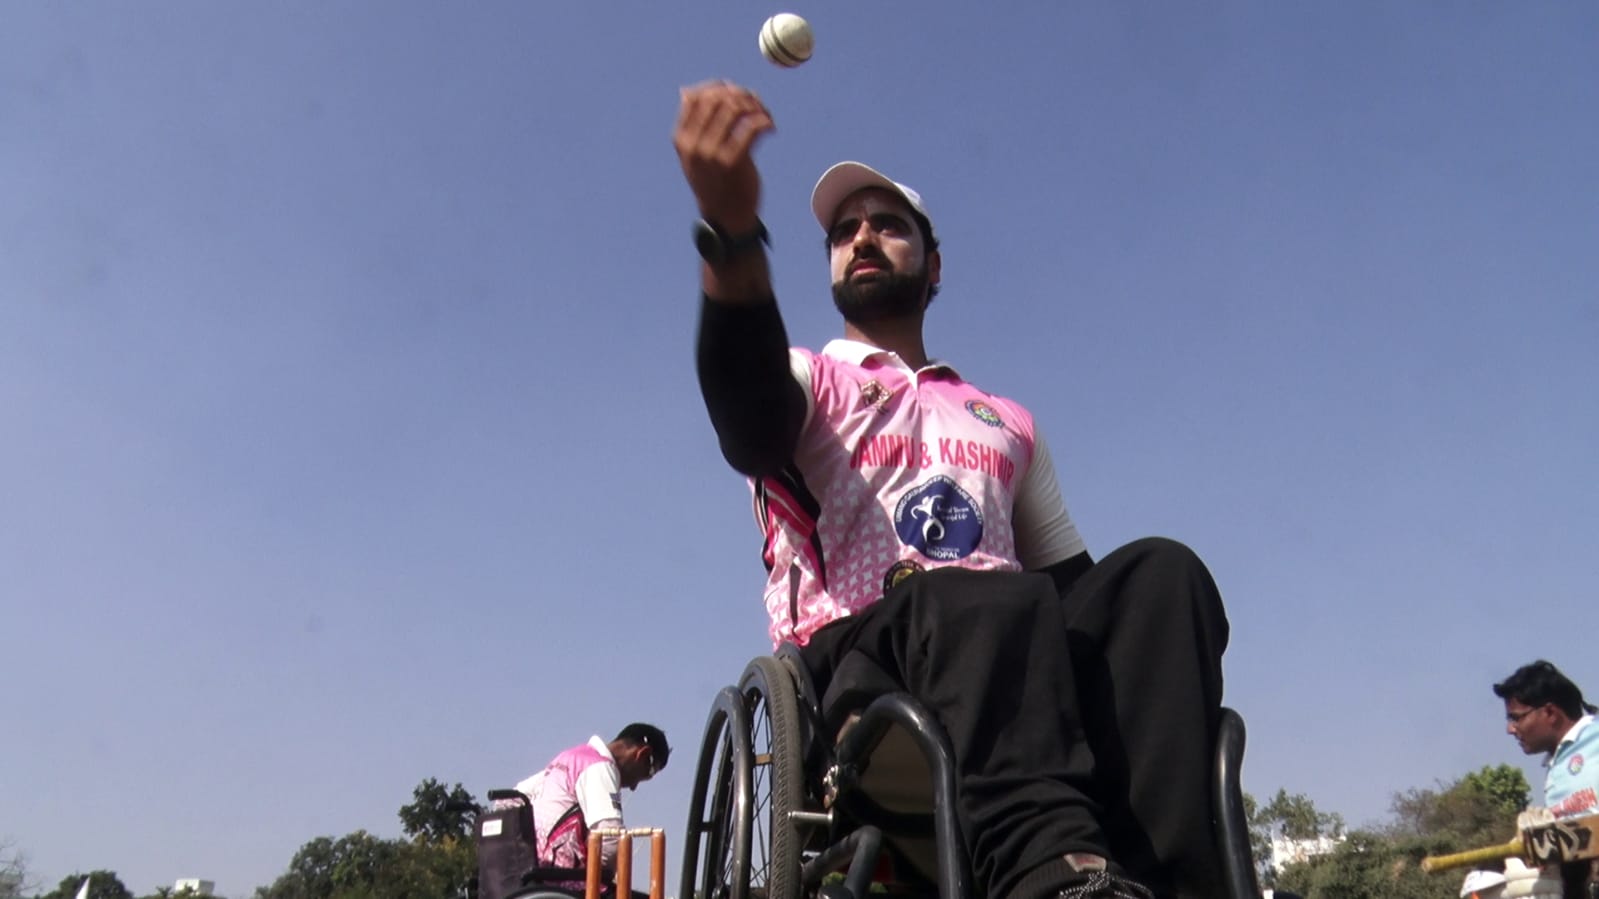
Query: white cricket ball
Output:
[[759, 13, 813, 68]]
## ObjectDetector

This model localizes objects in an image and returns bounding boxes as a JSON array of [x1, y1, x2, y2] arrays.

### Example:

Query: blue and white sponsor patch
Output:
[[894, 476, 983, 561]]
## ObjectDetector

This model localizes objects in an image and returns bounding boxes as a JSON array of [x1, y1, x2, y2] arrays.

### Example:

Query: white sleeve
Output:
[[574, 762, 624, 827], [1012, 431, 1086, 569], [576, 763, 625, 874], [789, 348, 816, 430]]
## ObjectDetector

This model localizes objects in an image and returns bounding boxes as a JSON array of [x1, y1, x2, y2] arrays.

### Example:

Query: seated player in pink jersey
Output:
[[675, 82, 1230, 899], [504, 724, 669, 883]]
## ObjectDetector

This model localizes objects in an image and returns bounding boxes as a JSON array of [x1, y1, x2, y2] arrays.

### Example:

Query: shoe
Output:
[[1056, 870, 1155, 899]]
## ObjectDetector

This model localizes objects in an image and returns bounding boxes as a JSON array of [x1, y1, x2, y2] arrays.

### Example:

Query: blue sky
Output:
[[3, 2, 1595, 896]]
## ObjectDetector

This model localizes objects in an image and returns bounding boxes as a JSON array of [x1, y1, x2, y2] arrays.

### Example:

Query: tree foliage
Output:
[[13, 778, 480, 899], [1245, 788, 1345, 887], [1275, 829, 1453, 899], [1260, 788, 1347, 841], [1264, 764, 1533, 899], [37, 871, 134, 899], [251, 780, 477, 899], [2, 838, 33, 899], [1387, 763, 1529, 849], [398, 779, 476, 846]]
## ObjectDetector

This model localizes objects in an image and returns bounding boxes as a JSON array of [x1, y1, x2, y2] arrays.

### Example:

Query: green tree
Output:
[[1245, 788, 1346, 887], [1275, 829, 1453, 899], [2, 837, 34, 898], [252, 779, 478, 899], [252, 829, 473, 899], [398, 778, 476, 845], [1261, 788, 1346, 841], [38, 871, 134, 899], [1269, 765, 1532, 899], [1388, 764, 1531, 849]]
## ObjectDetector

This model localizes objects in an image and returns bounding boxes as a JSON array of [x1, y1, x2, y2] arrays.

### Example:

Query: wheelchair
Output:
[[459, 789, 589, 899], [680, 647, 1261, 899]]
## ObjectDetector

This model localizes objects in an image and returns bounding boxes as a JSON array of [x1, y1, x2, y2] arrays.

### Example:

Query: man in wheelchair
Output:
[[676, 83, 1230, 899], [479, 725, 670, 899]]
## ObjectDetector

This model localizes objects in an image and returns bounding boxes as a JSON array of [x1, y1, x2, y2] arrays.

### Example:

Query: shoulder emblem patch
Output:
[[965, 399, 1004, 428], [861, 379, 892, 411]]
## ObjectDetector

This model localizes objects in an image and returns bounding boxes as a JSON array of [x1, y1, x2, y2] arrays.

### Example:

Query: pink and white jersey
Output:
[[511, 736, 623, 867], [753, 339, 1084, 647]]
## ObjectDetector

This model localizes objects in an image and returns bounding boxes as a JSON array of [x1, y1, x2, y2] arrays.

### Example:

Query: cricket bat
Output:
[[1422, 811, 1599, 873]]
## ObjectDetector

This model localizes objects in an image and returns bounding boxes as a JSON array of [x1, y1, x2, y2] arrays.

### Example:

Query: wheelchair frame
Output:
[[464, 789, 599, 899], [681, 652, 1261, 899]]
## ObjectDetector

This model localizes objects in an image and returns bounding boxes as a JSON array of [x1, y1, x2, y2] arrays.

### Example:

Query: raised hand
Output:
[[673, 81, 775, 233]]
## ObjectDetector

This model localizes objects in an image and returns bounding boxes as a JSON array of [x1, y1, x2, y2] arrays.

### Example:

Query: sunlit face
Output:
[[826, 188, 931, 286], [825, 189, 940, 325], [1504, 699, 1561, 755]]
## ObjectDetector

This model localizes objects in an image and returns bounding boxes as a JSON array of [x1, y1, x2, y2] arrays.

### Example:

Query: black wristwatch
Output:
[[693, 218, 770, 265]]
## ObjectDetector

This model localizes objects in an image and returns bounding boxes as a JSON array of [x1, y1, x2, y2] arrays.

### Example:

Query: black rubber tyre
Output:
[[682, 686, 753, 899], [738, 656, 807, 899]]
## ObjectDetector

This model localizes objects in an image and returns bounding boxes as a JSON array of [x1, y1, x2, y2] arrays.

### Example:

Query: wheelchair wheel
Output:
[[738, 656, 806, 899], [683, 686, 753, 899]]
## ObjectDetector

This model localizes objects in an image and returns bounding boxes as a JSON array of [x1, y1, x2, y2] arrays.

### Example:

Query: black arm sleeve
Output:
[[1038, 550, 1094, 599], [695, 294, 808, 476]]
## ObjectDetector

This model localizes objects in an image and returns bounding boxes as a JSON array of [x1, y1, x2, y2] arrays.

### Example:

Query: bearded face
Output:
[[826, 189, 937, 326], [831, 259, 932, 325]]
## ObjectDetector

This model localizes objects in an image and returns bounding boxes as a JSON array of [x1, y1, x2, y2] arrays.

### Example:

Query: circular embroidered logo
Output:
[[965, 399, 1004, 428], [882, 559, 925, 595], [1570, 754, 1585, 775], [893, 476, 984, 561]]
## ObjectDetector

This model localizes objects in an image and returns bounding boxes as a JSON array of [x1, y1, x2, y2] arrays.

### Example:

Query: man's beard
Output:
[[831, 268, 931, 326]]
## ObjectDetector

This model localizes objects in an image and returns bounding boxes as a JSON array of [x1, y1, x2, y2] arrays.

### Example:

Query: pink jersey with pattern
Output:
[[754, 341, 1043, 647], [529, 741, 613, 868]]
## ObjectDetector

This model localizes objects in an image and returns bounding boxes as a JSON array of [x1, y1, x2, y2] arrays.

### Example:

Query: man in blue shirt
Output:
[[1494, 660, 1599, 898]]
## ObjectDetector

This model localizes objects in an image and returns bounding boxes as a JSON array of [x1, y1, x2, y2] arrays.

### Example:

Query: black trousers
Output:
[[798, 537, 1229, 899]]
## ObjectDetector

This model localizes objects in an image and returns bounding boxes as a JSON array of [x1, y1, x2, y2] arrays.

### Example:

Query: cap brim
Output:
[[811, 161, 920, 233], [1460, 871, 1507, 897]]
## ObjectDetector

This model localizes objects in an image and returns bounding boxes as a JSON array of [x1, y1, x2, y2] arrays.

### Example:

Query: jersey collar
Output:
[[820, 338, 961, 377], [1546, 714, 1594, 767]]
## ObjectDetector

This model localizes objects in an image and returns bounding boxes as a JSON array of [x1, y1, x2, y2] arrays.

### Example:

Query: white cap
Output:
[[1461, 869, 1508, 897], [810, 161, 936, 241]]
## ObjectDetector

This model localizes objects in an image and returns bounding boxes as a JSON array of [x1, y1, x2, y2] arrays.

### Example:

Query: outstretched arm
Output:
[[675, 82, 805, 475]]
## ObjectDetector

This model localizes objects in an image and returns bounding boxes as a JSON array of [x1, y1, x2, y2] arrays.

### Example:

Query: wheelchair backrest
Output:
[[475, 796, 543, 899]]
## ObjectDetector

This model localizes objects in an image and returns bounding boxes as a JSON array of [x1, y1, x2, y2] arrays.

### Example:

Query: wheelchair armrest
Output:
[[1214, 707, 1261, 899], [488, 788, 530, 807]]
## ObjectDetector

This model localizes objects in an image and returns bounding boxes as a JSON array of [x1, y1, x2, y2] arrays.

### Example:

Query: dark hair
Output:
[[909, 209, 941, 304], [908, 209, 939, 255], [615, 722, 670, 770], [1493, 661, 1598, 719]]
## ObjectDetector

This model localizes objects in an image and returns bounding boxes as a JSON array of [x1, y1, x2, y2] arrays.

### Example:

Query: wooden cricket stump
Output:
[[586, 827, 666, 899]]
